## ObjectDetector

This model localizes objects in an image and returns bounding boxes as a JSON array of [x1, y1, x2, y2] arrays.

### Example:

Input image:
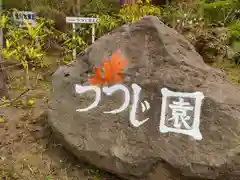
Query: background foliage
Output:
[[1, 0, 240, 84]]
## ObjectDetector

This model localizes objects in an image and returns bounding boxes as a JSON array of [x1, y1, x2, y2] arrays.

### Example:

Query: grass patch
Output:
[[212, 60, 240, 84]]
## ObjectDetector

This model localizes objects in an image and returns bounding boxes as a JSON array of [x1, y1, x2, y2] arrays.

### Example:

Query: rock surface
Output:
[[0, 68, 8, 98], [48, 16, 240, 180]]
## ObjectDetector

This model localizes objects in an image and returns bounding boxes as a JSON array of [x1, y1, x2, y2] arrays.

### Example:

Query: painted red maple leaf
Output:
[[88, 50, 128, 85]]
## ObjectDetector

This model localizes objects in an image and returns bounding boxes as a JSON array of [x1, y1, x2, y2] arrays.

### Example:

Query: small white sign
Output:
[[66, 17, 99, 24], [13, 11, 37, 28], [66, 16, 99, 60]]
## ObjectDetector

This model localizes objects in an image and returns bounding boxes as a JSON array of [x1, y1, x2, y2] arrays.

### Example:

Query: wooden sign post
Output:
[[66, 17, 99, 60]]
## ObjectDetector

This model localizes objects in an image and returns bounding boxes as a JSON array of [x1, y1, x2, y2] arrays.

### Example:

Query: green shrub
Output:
[[203, 0, 238, 25], [33, 6, 67, 32], [81, 0, 119, 15], [232, 52, 240, 64], [161, 0, 205, 33], [119, 0, 162, 23], [228, 21, 240, 64], [229, 21, 240, 43], [93, 0, 162, 38], [194, 28, 229, 63], [2, 0, 30, 10]]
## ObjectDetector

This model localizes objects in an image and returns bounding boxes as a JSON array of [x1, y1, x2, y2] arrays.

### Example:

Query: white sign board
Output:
[[13, 11, 37, 28], [66, 17, 99, 60], [66, 17, 99, 24]]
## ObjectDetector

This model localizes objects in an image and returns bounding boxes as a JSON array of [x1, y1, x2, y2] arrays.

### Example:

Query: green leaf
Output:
[[232, 41, 240, 52], [0, 117, 5, 123]]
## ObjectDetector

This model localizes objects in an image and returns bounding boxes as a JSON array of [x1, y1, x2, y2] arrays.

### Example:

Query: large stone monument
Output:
[[49, 16, 240, 180]]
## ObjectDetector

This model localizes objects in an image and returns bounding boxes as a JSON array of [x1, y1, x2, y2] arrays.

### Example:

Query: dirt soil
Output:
[[0, 62, 121, 180]]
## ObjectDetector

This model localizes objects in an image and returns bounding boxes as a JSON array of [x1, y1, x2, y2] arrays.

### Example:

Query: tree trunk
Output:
[[0, 66, 8, 98], [0, 8, 8, 98]]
